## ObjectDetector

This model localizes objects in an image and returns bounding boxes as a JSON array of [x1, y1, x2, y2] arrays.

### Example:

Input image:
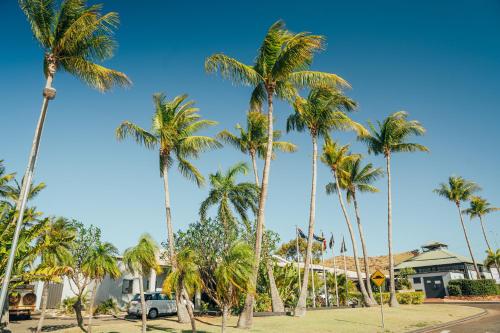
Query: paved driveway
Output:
[[424, 303, 500, 333]]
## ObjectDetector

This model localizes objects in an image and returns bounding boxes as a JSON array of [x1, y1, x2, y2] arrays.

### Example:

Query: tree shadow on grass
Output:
[[146, 324, 211, 333]]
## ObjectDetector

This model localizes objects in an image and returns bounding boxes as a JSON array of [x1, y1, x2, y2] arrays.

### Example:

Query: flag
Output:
[[313, 234, 325, 242], [329, 234, 335, 249], [297, 228, 307, 239], [340, 237, 347, 254]]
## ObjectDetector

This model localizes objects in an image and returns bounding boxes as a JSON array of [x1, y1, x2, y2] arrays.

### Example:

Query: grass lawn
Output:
[[60, 304, 483, 333]]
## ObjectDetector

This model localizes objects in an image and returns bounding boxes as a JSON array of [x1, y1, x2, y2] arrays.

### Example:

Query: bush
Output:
[[94, 298, 118, 315], [448, 279, 497, 296], [447, 284, 462, 296], [255, 293, 272, 312], [375, 291, 424, 305], [60, 294, 88, 314]]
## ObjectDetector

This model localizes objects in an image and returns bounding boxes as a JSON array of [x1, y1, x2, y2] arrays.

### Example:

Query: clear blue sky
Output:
[[1, 0, 499, 261]]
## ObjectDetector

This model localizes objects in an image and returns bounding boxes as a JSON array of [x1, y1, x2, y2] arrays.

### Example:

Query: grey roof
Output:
[[395, 248, 474, 269]]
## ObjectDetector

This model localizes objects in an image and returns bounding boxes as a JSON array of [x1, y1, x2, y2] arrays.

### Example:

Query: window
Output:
[[413, 277, 422, 284], [122, 279, 133, 294]]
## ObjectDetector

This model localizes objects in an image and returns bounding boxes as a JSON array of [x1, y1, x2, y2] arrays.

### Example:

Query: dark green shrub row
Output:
[[447, 279, 497, 296], [375, 291, 425, 305]]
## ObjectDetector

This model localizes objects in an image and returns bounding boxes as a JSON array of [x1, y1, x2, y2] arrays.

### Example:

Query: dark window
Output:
[[413, 277, 422, 284], [122, 279, 133, 294]]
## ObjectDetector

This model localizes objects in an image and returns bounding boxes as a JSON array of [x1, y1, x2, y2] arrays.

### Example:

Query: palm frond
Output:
[[115, 121, 157, 149], [205, 54, 262, 86]]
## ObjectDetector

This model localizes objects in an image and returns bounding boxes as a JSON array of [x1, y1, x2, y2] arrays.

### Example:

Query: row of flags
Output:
[[297, 228, 348, 253]]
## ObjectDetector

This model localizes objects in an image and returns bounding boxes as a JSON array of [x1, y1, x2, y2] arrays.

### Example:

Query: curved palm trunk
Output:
[[333, 171, 373, 306], [479, 216, 492, 251], [87, 281, 98, 333], [181, 289, 197, 333], [386, 154, 398, 307], [250, 153, 284, 313], [238, 90, 275, 328], [138, 276, 148, 333], [162, 164, 190, 323], [35, 282, 49, 333], [352, 193, 376, 304], [0, 73, 55, 316], [456, 204, 481, 279], [294, 136, 318, 316]]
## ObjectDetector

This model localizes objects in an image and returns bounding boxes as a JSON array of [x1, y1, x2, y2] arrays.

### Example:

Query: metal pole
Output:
[[296, 226, 301, 292], [379, 286, 385, 330], [343, 250, 348, 306], [0, 79, 55, 321], [332, 246, 339, 307], [321, 244, 328, 307]]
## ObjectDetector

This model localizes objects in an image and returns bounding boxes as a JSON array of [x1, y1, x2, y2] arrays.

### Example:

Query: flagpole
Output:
[[332, 241, 339, 307], [321, 233, 328, 307], [296, 226, 301, 293], [342, 237, 348, 306]]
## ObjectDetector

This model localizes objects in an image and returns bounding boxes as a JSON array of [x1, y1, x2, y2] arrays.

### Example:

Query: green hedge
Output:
[[447, 279, 497, 296], [375, 291, 425, 305]]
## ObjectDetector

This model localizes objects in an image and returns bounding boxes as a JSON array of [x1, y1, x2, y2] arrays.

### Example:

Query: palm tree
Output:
[[359, 111, 428, 306], [214, 241, 254, 333], [321, 139, 376, 308], [206, 20, 348, 327], [0, 160, 15, 198], [116, 93, 220, 322], [123, 234, 160, 333], [2, 0, 131, 312], [217, 111, 295, 312], [434, 176, 482, 278], [34, 217, 76, 333], [463, 196, 499, 252], [163, 247, 203, 333], [484, 249, 500, 270], [82, 242, 120, 333], [286, 86, 367, 314], [217, 111, 297, 185], [199, 162, 259, 230], [326, 157, 383, 303]]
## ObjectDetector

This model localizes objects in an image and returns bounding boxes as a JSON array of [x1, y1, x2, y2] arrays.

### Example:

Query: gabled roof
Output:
[[395, 247, 474, 269]]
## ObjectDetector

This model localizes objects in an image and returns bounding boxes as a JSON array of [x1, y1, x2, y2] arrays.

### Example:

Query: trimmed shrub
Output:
[[375, 291, 424, 305], [447, 284, 462, 296], [448, 279, 497, 296]]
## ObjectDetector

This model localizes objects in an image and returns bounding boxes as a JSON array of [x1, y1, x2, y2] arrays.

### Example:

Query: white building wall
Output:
[[409, 271, 466, 297]]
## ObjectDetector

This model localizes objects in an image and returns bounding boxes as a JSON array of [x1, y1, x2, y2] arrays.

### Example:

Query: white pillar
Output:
[[149, 269, 157, 292]]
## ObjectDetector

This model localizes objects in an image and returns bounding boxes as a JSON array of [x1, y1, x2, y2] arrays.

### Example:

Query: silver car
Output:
[[128, 292, 177, 319]]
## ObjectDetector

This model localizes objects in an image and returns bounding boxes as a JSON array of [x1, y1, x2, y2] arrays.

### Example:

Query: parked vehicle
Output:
[[127, 292, 177, 319], [8, 285, 37, 318]]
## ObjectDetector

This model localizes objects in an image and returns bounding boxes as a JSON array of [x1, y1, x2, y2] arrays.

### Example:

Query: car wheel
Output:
[[148, 308, 158, 319]]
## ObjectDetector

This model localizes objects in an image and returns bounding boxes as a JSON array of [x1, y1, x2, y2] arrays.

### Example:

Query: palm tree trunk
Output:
[[333, 171, 374, 307], [456, 203, 481, 279], [479, 216, 492, 251], [87, 281, 98, 333], [250, 152, 284, 313], [0, 73, 55, 317], [73, 295, 84, 330], [181, 289, 197, 333], [352, 193, 376, 303], [294, 135, 318, 316], [386, 154, 399, 307], [238, 89, 275, 328], [221, 304, 229, 333], [35, 282, 49, 333], [162, 164, 190, 323], [138, 276, 147, 333]]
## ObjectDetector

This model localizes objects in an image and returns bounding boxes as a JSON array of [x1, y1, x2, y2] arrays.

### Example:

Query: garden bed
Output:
[[445, 295, 500, 302]]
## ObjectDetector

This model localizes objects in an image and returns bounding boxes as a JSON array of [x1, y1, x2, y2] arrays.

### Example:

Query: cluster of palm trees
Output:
[[4, 0, 498, 332]]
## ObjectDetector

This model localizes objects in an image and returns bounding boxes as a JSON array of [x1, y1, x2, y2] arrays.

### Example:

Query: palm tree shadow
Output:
[[146, 324, 211, 332], [194, 317, 221, 327]]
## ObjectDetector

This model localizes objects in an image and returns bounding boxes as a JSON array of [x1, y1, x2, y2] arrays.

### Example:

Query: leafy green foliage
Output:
[[375, 291, 424, 305], [447, 279, 497, 296], [434, 176, 480, 205], [82, 242, 120, 281], [326, 272, 358, 306], [60, 293, 89, 314], [123, 234, 160, 277], [484, 249, 500, 269], [163, 247, 203, 298], [447, 284, 462, 296], [463, 196, 499, 220], [94, 298, 119, 315]]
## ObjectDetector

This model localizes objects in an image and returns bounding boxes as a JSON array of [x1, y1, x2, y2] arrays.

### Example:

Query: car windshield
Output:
[[132, 294, 153, 301]]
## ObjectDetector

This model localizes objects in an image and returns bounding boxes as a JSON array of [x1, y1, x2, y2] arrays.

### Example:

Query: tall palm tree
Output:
[[116, 93, 220, 322], [2, 0, 131, 313], [286, 86, 367, 314], [214, 241, 254, 333], [434, 176, 482, 278], [206, 20, 348, 327], [326, 157, 383, 303], [163, 247, 203, 333], [199, 162, 259, 231], [82, 242, 120, 333], [484, 249, 500, 270], [321, 139, 375, 308], [218, 111, 295, 312], [123, 234, 160, 333], [359, 111, 428, 306], [217, 111, 297, 185], [463, 196, 499, 252], [34, 217, 76, 333]]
